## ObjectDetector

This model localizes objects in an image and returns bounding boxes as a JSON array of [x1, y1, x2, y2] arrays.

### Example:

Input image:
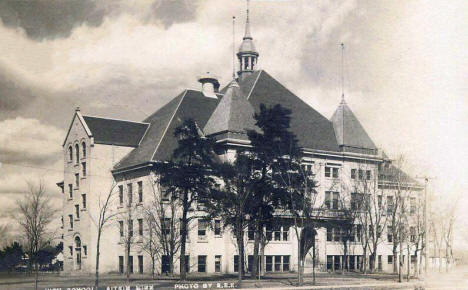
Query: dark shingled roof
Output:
[[114, 90, 219, 170], [331, 100, 377, 151], [82, 116, 149, 147], [378, 164, 421, 188], [204, 80, 257, 141], [241, 70, 340, 152]]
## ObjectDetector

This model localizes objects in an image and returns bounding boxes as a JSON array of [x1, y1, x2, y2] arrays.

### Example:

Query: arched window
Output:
[[82, 142, 86, 158], [68, 146, 73, 162], [75, 144, 79, 164]]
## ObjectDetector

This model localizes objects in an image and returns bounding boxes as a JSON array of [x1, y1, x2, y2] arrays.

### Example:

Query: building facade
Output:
[[58, 7, 422, 276]]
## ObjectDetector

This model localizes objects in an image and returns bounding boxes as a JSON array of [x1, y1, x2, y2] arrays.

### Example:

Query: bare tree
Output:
[[91, 181, 118, 288], [16, 181, 57, 290]]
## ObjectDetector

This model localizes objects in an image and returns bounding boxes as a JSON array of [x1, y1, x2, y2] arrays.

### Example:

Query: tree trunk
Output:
[[343, 239, 348, 272], [251, 221, 260, 279], [393, 243, 398, 274], [95, 230, 101, 287], [312, 241, 316, 285], [398, 241, 403, 283], [414, 249, 419, 278], [235, 217, 245, 286], [407, 244, 410, 281], [34, 262, 38, 290], [362, 247, 367, 274], [126, 240, 131, 283], [180, 192, 189, 280], [297, 236, 303, 286]]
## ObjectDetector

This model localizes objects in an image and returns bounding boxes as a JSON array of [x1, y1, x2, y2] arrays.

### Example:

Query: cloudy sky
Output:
[[0, 0, 466, 247]]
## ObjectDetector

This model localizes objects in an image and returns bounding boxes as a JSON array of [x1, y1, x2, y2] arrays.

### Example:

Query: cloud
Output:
[[0, 117, 64, 166], [0, 0, 113, 40], [147, 0, 199, 28]]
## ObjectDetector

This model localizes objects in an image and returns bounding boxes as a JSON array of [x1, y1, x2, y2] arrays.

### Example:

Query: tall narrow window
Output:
[[198, 219, 207, 238], [358, 169, 363, 180], [119, 185, 123, 205], [82, 194, 86, 209], [119, 221, 124, 237], [75, 144, 79, 164], [127, 183, 133, 205], [81, 162, 86, 177], [332, 168, 339, 178], [198, 255, 207, 272], [325, 167, 331, 178], [129, 256, 134, 273], [387, 196, 394, 215], [215, 255, 221, 272], [82, 142, 86, 158], [214, 220, 221, 236], [332, 192, 339, 209], [162, 218, 171, 235], [68, 146, 73, 162], [69, 184, 73, 199], [138, 181, 143, 203], [351, 169, 356, 179], [138, 218, 143, 236], [326, 227, 332, 241], [69, 215, 73, 229], [119, 256, 124, 273], [75, 204, 80, 219], [283, 256, 290, 271], [75, 173, 79, 188], [138, 255, 143, 274], [387, 226, 393, 242], [128, 219, 133, 237], [325, 191, 331, 209], [248, 225, 255, 240], [366, 170, 371, 180]]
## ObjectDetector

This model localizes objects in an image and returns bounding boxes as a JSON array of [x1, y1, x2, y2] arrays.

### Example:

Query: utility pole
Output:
[[416, 176, 435, 277]]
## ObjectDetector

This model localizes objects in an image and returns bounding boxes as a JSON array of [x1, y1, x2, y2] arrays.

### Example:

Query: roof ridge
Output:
[[83, 114, 150, 125], [150, 89, 187, 161], [246, 70, 262, 100]]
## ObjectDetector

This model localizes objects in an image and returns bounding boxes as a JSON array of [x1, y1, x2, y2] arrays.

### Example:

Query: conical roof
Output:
[[331, 100, 376, 150], [204, 80, 257, 139]]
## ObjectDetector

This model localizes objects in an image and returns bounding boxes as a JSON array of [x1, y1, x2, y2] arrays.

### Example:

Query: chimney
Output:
[[198, 72, 220, 98]]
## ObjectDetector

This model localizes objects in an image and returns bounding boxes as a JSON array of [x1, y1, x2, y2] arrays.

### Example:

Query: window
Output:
[[129, 256, 134, 273], [82, 194, 86, 209], [301, 163, 313, 176], [332, 167, 339, 178], [358, 169, 363, 180], [388, 255, 393, 264], [266, 225, 272, 241], [161, 255, 171, 274], [327, 256, 333, 270], [378, 255, 382, 271], [68, 146, 73, 162], [248, 225, 255, 240], [183, 255, 190, 273], [138, 218, 143, 236], [69, 246, 73, 256], [387, 196, 394, 215], [61, 216, 64, 228], [75, 204, 80, 219], [325, 191, 331, 209], [138, 255, 144, 274], [75, 144, 79, 164], [351, 169, 356, 179], [215, 255, 221, 272], [274, 256, 281, 271], [69, 215, 73, 229], [356, 225, 362, 242], [387, 226, 393, 242], [333, 227, 340, 242], [410, 198, 416, 215], [119, 256, 124, 273], [410, 227, 416, 243], [82, 142, 86, 158], [332, 192, 339, 209], [75, 173, 79, 188], [127, 184, 133, 205], [198, 255, 206, 272], [366, 170, 371, 180], [234, 255, 239, 272], [283, 225, 289, 241], [128, 219, 133, 237], [274, 224, 281, 241], [83, 245, 87, 256], [283, 256, 290, 271], [138, 181, 143, 203], [81, 162, 86, 177], [119, 185, 123, 205], [327, 227, 332, 241], [214, 220, 221, 236], [411, 255, 417, 264], [161, 218, 171, 235], [266, 256, 273, 272], [161, 188, 170, 202], [378, 195, 383, 208], [119, 221, 124, 237], [325, 166, 331, 177], [198, 219, 208, 238]]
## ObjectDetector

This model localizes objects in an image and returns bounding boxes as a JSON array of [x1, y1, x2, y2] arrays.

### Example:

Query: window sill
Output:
[[68, 197, 73, 201], [68, 229, 73, 232], [74, 188, 79, 191], [81, 208, 87, 212], [81, 176, 87, 180], [214, 235, 222, 238], [75, 218, 80, 222], [197, 238, 208, 243]]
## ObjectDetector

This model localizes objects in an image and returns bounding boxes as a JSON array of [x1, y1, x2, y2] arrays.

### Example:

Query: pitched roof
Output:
[[331, 100, 377, 153], [204, 80, 257, 141], [114, 90, 219, 170], [240, 70, 340, 152], [379, 164, 421, 188], [82, 116, 149, 147]]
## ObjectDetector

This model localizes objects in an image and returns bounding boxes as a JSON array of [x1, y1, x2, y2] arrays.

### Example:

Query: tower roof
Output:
[[331, 100, 377, 152], [204, 79, 257, 140], [238, 0, 257, 54]]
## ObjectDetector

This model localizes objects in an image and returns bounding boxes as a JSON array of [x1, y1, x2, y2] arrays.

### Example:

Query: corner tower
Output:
[[237, 0, 258, 79]]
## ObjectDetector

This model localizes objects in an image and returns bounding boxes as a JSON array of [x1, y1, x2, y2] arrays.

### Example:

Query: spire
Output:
[[237, 0, 259, 79], [244, 0, 252, 40], [340, 43, 345, 104]]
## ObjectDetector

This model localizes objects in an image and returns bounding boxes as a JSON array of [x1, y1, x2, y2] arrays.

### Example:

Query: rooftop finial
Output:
[[232, 16, 236, 79]]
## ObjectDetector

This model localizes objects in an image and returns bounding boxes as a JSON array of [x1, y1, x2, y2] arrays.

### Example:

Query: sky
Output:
[[0, 0, 466, 248]]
